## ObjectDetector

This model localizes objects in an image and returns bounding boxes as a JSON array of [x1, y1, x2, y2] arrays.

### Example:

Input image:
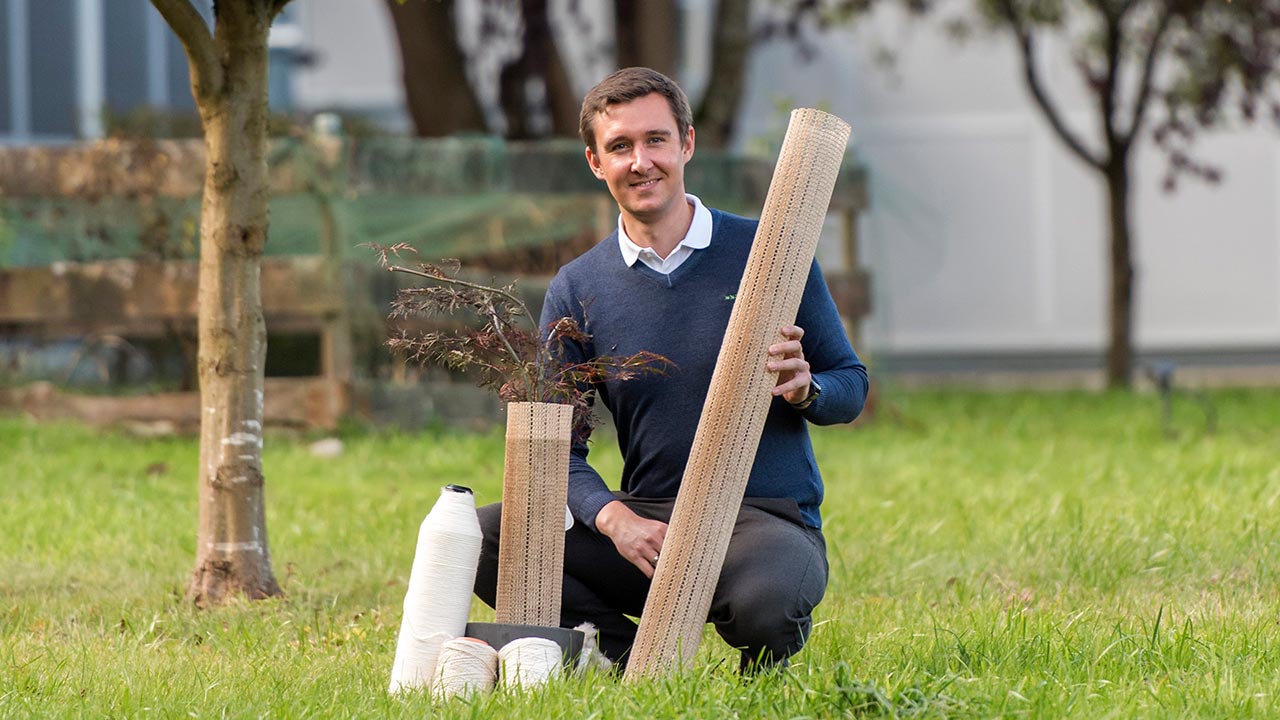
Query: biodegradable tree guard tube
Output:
[[624, 108, 851, 681], [495, 401, 574, 626]]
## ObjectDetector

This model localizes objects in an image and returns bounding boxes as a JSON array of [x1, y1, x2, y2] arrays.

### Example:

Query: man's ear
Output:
[[585, 146, 606, 180], [682, 126, 696, 163]]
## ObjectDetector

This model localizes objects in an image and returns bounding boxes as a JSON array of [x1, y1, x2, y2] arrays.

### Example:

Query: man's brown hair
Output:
[[579, 67, 693, 152]]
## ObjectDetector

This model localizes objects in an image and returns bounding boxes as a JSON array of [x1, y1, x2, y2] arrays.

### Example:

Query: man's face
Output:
[[585, 93, 695, 225]]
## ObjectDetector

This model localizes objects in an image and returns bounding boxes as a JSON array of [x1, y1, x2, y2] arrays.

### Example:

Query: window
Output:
[[0, 1, 11, 134], [29, 0, 77, 137], [104, 0, 150, 115]]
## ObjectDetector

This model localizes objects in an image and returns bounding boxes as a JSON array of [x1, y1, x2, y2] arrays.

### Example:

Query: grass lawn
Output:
[[2, 389, 1279, 718]]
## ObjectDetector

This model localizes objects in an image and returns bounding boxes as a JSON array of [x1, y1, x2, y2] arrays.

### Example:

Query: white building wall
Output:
[[290, 0, 405, 118], [736, 3, 1280, 359]]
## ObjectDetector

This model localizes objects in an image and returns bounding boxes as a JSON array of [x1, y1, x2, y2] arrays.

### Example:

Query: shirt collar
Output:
[[617, 194, 713, 267]]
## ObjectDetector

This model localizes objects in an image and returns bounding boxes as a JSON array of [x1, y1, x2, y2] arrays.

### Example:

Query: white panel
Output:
[[1048, 135, 1107, 345], [736, 4, 1035, 154], [859, 121, 1041, 349], [292, 0, 403, 108], [1132, 127, 1280, 346], [75, 0, 103, 139]]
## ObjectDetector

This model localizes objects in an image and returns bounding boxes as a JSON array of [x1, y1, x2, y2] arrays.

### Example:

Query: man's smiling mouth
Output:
[[631, 178, 660, 188]]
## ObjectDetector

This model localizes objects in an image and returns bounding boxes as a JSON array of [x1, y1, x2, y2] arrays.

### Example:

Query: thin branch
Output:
[[1123, 7, 1175, 144], [149, 0, 223, 100], [486, 308, 527, 376], [995, 0, 1106, 171], [384, 264, 536, 331]]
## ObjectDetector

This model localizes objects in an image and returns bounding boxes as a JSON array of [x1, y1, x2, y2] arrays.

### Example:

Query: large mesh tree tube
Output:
[[624, 109, 851, 680], [495, 401, 573, 626]]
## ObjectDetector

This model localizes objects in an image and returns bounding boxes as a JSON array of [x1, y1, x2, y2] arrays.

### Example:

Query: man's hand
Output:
[[595, 500, 668, 579], [768, 325, 811, 404]]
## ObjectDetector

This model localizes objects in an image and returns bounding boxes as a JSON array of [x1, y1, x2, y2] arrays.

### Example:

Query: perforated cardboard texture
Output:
[[624, 109, 851, 680], [495, 401, 574, 627]]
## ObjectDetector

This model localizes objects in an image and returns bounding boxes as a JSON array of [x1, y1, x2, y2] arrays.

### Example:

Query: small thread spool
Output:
[[498, 637, 563, 689], [434, 637, 498, 698]]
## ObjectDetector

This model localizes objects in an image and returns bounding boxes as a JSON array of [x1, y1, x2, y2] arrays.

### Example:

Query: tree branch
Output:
[[149, 0, 222, 99], [1122, 7, 1174, 145], [1098, 6, 1123, 146], [995, 0, 1105, 171]]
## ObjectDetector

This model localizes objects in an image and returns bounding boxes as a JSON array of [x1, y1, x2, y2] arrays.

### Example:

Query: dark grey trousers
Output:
[[472, 493, 828, 669]]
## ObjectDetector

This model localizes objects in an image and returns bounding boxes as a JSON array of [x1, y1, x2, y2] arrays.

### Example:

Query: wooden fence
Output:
[[0, 136, 869, 430]]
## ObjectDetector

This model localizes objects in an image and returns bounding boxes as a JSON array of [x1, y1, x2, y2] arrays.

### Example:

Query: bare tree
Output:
[[384, 0, 489, 136], [498, 0, 580, 138], [150, 0, 287, 604], [693, 0, 752, 149], [613, 0, 680, 77], [386, 0, 756, 147]]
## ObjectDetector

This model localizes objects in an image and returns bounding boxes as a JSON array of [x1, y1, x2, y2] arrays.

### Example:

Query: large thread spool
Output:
[[388, 485, 483, 694], [624, 108, 851, 680]]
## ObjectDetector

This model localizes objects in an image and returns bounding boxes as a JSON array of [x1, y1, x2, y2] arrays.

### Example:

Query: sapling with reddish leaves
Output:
[[367, 242, 673, 433]]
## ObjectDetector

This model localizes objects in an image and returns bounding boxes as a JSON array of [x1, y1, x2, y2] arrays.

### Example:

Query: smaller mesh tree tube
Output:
[[495, 401, 573, 626]]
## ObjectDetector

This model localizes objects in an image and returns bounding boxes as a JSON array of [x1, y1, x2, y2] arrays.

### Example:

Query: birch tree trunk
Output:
[[151, 0, 285, 605]]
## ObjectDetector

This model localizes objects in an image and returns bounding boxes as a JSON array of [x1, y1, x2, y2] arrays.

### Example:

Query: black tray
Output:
[[464, 622, 584, 666]]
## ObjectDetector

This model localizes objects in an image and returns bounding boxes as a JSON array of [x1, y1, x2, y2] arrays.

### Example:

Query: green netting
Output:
[[0, 137, 860, 269], [0, 193, 605, 268]]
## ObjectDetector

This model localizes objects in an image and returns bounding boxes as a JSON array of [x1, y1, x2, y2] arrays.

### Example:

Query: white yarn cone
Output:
[[388, 485, 483, 694]]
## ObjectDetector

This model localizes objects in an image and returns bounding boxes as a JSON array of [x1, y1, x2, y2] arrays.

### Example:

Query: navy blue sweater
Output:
[[541, 209, 869, 529]]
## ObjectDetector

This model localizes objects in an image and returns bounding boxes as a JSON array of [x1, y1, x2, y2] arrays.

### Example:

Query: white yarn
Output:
[[572, 622, 614, 675], [388, 486, 484, 694], [434, 638, 499, 698], [498, 637, 563, 689]]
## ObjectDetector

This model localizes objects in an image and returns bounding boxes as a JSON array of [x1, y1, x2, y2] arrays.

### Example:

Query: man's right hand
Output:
[[595, 500, 668, 579]]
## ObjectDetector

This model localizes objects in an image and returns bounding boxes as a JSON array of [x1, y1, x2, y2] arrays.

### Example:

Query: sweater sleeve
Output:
[[794, 259, 869, 425], [540, 271, 618, 530]]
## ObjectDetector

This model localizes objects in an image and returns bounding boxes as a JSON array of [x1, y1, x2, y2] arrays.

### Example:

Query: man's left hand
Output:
[[767, 325, 810, 404]]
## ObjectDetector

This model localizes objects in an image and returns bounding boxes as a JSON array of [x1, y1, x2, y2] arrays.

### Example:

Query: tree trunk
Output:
[[384, 0, 488, 137], [1104, 159, 1135, 389], [499, 0, 579, 138], [614, 0, 679, 77], [545, 38, 580, 137], [188, 1, 281, 605], [694, 0, 752, 149]]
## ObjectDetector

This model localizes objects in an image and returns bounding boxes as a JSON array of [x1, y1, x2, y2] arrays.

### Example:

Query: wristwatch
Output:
[[789, 377, 822, 411]]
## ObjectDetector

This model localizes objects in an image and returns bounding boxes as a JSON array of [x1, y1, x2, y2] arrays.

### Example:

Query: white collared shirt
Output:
[[617, 194, 712, 275]]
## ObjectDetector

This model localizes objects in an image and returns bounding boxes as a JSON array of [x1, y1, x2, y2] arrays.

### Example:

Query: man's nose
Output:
[[630, 146, 653, 174]]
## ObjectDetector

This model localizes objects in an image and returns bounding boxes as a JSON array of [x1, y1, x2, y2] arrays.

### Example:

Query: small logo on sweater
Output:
[[724, 294, 736, 301]]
